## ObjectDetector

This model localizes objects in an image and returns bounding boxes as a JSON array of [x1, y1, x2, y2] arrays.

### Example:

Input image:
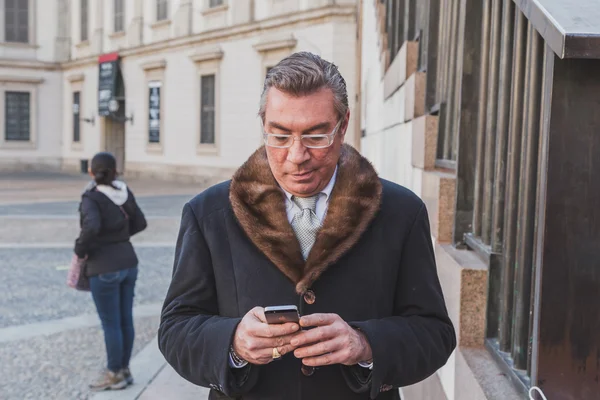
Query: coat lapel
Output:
[[229, 144, 382, 294]]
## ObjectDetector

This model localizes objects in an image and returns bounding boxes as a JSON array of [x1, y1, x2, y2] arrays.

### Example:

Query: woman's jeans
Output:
[[90, 268, 138, 373]]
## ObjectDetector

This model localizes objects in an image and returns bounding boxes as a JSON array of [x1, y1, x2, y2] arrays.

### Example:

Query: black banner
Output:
[[148, 82, 161, 143], [98, 53, 119, 116]]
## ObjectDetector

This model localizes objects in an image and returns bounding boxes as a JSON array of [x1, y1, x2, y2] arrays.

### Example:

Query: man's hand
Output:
[[291, 313, 373, 367], [232, 307, 300, 365]]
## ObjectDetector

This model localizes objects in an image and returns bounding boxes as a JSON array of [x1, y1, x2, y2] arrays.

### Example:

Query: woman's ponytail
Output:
[[90, 152, 118, 188]]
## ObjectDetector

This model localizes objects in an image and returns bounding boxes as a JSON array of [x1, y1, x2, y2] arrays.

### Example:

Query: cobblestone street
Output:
[[0, 172, 203, 399]]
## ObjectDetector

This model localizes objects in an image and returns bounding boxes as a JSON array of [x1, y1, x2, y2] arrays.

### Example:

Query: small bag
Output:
[[66, 254, 90, 291]]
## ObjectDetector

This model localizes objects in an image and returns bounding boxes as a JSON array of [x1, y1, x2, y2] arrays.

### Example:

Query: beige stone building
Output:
[[0, 0, 67, 171], [362, 0, 600, 399], [0, 0, 360, 182], [359, 1, 523, 398]]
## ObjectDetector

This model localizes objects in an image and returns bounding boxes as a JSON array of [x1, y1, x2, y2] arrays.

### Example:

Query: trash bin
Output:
[[80, 159, 89, 174]]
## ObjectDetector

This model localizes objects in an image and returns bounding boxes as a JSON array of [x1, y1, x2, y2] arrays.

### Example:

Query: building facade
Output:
[[361, 1, 600, 400], [0, 0, 360, 182], [0, 0, 66, 171]]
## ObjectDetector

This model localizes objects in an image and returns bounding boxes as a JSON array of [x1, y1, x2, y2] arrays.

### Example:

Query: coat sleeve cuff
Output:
[[74, 240, 86, 258], [340, 364, 372, 393], [219, 318, 259, 396], [349, 321, 389, 399]]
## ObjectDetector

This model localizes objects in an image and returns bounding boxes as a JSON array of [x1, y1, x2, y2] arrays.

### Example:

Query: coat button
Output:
[[301, 365, 315, 376], [303, 290, 316, 305]]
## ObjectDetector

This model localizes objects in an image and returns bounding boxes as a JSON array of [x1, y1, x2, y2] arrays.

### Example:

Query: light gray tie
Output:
[[291, 195, 321, 260]]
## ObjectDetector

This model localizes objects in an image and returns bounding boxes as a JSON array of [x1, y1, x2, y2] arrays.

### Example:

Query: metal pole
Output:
[[472, 0, 492, 238], [498, 6, 526, 353], [491, 0, 515, 252], [512, 24, 542, 371], [438, 0, 451, 101], [449, 0, 468, 161], [442, 0, 461, 160], [481, 0, 503, 245]]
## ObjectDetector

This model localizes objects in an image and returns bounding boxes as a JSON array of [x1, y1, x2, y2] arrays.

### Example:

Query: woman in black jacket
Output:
[[74, 152, 147, 391]]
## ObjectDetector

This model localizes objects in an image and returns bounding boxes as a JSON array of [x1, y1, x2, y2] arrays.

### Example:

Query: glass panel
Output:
[[5, 0, 15, 42], [157, 0, 168, 21], [209, 0, 224, 8], [386, 0, 394, 61], [114, 0, 124, 32], [395, 0, 404, 56], [200, 75, 216, 144], [5, 0, 28, 43], [5, 92, 31, 141], [425, 0, 440, 111]]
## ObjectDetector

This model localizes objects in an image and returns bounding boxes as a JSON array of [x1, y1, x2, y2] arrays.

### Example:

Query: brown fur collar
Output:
[[230, 144, 382, 294]]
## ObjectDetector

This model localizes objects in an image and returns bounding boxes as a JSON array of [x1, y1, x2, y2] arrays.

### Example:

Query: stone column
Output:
[[128, 0, 144, 47], [55, 0, 71, 62], [173, 0, 193, 37], [232, 0, 253, 25], [92, 0, 104, 54]]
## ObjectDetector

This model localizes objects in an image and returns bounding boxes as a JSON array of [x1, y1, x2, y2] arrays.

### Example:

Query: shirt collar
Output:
[[282, 166, 338, 202]]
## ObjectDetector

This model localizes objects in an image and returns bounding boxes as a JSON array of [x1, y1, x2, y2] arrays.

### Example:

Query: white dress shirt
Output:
[[282, 166, 338, 224]]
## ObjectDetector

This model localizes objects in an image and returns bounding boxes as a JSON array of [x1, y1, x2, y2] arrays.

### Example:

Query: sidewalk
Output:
[[91, 336, 209, 400], [137, 364, 210, 400]]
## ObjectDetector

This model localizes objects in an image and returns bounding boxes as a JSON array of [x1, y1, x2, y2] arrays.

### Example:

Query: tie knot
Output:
[[292, 195, 319, 212]]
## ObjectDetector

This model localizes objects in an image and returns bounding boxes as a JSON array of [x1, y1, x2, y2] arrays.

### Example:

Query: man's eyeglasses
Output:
[[263, 120, 342, 149]]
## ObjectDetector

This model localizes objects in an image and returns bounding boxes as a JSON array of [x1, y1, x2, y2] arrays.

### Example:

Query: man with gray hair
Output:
[[159, 52, 455, 399]]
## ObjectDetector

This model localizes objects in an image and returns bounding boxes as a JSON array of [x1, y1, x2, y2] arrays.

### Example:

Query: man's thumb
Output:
[[251, 306, 267, 323]]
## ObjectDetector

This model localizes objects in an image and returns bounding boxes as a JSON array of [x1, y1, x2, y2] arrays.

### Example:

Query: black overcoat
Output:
[[75, 183, 147, 276], [158, 145, 456, 400]]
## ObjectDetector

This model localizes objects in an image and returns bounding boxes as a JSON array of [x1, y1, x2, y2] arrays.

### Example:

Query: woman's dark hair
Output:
[[90, 152, 118, 188]]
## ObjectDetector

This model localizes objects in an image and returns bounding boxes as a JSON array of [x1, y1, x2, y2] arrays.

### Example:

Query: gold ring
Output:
[[272, 347, 282, 359]]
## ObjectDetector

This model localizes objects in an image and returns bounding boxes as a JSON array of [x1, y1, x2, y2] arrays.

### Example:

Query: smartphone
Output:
[[264, 305, 300, 324]]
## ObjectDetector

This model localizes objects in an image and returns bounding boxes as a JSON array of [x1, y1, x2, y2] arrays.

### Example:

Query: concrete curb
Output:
[[90, 336, 167, 400], [0, 303, 162, 344]]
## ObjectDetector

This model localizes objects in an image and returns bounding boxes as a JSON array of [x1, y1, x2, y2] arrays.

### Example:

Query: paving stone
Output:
[[0, 171, 208, 399], [0, 247, 175, 328], [0, 315, 160, 400]]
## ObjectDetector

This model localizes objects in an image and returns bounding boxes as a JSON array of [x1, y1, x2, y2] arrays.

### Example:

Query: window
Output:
[[148, 82, 161, 143], [157, 0, 168, 21], [5, 0, 29, 43], [73, 92, 81, 143], [114, 0, 124, 32], [200, 75, 216, 144], [454, 2, 542, 389], [386, 0, 396, 61], [382, 0, 402, 65], [209, 0, 224, 8], [141, 59, 167, 151], [189, 50, 222, 152], [5, 92, 31, 141], [81, 0, 89, 42]]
